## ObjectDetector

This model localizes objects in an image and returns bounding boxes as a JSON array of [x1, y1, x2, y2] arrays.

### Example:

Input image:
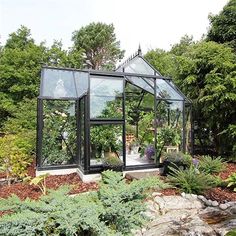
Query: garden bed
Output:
[[0, 162, 235, 202], [204, 162, 236, 203]]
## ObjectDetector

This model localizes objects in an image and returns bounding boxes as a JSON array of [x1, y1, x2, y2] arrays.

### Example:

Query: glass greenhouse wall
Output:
[[37, 52, 192, 173]]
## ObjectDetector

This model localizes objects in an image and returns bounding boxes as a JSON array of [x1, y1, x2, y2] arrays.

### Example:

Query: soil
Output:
[[218, 163, 236, 180], [204, 162, 236, 203], [0, 162, 235, 206], [159, 188, 180, 196]]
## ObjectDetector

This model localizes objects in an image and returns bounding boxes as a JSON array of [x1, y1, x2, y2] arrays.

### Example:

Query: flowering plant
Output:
[[144, 145, 155, 160]]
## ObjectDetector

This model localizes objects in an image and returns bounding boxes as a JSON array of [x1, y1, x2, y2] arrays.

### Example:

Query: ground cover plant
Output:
[[0, 170, 168, 235], [198, 155, 226, 174], [167, 165, 220, 194]]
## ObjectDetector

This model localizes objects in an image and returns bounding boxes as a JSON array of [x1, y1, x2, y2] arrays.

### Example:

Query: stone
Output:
[[190, 194, 198, 199], [140, 195, 234, 236], [212, 201, 219, 207], [204, 199, 213, 207], [229, 206, 236, 214], [227, 201, 236, 207], [181, 192, 186, 197], [219, 203, 228, 210], [152, 192, 162, 197]]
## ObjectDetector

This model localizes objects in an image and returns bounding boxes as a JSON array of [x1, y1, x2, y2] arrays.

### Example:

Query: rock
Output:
[[219, 203, 228, 210], [181, 192, 186, 197], [203, 199, 213, 207], [152, 192, 162, 197], [227, 201, 236, 207], [190, 194, 198, 199], [212, 201, 219, 207], [198, 195, 206, 201], [229, 206, 236, 214]]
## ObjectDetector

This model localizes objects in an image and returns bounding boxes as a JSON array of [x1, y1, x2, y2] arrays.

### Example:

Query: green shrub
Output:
[[198, 155, 226, 174], [103, 155, 123, 167], [0, 186, 110, 236], [0, 134, 32, 185], [167, 165, 219, 194], [0, 171, 169, 235], [98, 170, 169, 234], [226, 173, 236, 192], [225, 229, 236, 236], [163, 152, 193, 167]]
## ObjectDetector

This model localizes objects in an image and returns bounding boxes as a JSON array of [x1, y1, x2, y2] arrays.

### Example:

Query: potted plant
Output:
[[161, 152, 192, 176], [90, 125, 122, 160], [156, 126, 181, 159], [103, 155, 123, 171]]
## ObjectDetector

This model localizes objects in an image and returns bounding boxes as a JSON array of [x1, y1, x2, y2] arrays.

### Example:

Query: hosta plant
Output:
[[30, 174, 49, 195], [226, 173, 236, 192]]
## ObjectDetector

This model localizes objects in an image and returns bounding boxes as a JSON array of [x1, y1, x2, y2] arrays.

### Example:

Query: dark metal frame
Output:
[[37, 65, 192, 173]]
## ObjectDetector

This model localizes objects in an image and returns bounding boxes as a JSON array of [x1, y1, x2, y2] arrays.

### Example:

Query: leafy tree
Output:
[[45, 40, 84, 68], [72, 22, 124, 70], [0, 26, 46, 128], [207, 0, 236, 50], [145, 40, 236, 156], [170, 35, 195, 56]]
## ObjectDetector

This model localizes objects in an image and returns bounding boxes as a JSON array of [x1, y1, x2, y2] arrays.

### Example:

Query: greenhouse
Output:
[[37, 49, 192, 174]]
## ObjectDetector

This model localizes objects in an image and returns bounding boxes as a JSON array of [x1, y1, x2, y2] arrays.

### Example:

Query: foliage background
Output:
[[0, 0, 235, 165]]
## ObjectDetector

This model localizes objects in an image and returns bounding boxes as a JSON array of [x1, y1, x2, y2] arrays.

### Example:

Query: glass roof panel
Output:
[[41, 69, 77, 98], [124, 57, 155, 75], [156, 79, 183, 100], [126, 76, 154, 94]]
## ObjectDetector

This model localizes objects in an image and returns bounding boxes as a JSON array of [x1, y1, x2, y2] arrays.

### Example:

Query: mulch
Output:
[[0, 162, 235, 208], [218, 163, 236, 180], [204, 162, 236, 203], [0, 173, 98, 201]]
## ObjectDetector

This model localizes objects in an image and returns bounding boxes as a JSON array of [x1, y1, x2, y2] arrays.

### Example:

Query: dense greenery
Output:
[[72, 22, 124, 70], [0, 0, 235, 176], [0, 134, 33, 185], [0, 23, 124, 176], [145, 33, 236, 157], [207, 0, 236, 50], [0, 171, 168, 235]]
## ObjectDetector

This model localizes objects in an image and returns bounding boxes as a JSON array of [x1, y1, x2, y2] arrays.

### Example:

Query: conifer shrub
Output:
[[0, 170, 168, 235]]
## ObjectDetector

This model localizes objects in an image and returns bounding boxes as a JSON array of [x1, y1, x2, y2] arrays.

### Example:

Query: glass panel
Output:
[[42, 69, 77, 98], [156, 79, 183, 100], [90, 77, 123, 96], [90, 96, 123, 119], [79, 97, 85, 167], [90, 76, 123, 119], [42, 100, 76, 166], [156, 100, 183, 159], [124, 57, 155, 75], [90, 124, 123, 166], [74, 71, 89, 97], [126, 76, 154, 94], [125, 82, 155, 166]]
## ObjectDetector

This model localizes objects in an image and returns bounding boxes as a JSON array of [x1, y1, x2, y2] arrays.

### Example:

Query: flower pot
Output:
[[104, 151, 118, 159]]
